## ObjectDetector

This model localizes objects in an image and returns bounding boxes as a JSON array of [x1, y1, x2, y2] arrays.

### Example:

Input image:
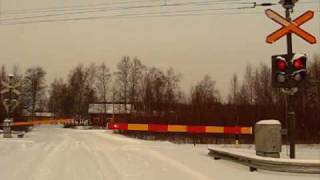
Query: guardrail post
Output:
[[250, 167, 257, 172]]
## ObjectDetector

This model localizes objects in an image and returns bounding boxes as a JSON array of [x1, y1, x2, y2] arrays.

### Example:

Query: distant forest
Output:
[[0, 54, 319, 142]]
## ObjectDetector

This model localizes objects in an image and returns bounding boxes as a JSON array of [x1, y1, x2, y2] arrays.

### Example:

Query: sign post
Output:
[[284, 3, 295, 160], [1, 74, 20, 138], [265, 0, 317, 159]]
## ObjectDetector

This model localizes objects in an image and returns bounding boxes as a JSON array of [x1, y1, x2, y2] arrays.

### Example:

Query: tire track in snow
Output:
[[90, 130, 213, 180], [28, 132, 70, 180], [126, 147, 214, 180], [68, 131, 125, 180]]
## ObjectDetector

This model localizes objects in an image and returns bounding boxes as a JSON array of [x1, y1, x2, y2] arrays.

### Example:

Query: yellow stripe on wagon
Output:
[[128, 124, 148, 131], [168, 125, 187, 132], [206, 126, 224, 133], [241, 127, 253, 135]]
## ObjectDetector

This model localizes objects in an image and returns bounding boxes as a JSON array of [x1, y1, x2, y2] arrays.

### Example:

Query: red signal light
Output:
[[277, 60, 287, 71], [293, 58, 303, 70]]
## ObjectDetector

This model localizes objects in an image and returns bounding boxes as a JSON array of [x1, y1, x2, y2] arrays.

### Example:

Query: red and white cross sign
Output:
[[265, 9, 317, 44]]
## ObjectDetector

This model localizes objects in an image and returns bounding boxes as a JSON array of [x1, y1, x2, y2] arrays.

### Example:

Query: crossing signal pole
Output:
[[280, 0, 296, 159], [1, 74, 20, 138], [282, 0, 296, 160], [266, 0, 317, 159]]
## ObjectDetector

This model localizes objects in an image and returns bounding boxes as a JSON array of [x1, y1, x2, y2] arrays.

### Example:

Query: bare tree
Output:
[[115, 56, 131, 110], [252, 64, 273, 106], [23, 66, 46, 120], [0, 65, 7, 121], [243, 64, 254, 105], [129, 57, 144, 112], [229, 74, 239, 105], [308, 54, 320, 107], [67, 64, 97, 123], [191, 75, 220, 120], [48, 78, 68, 117], [95, 62, 112, 120], [163, 68, 182, 111], [96, 63, 111, 102], [140, 67, 165, 112]]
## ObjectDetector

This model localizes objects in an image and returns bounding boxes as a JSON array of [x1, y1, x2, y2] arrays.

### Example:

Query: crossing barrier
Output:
[[108, 122, 252, 135], [1, 119, 73, 126]]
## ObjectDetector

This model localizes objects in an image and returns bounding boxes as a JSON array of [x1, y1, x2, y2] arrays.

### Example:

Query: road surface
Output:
[[0, 125, 318, 180]]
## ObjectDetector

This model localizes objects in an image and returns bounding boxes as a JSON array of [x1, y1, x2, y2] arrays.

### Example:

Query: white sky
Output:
[[0, 0, 319, 98]]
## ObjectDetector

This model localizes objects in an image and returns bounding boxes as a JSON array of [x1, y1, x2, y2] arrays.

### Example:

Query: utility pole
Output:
[[0, 0, 1, 25], [7, 74, 13, 120], [282, 0, 296, 159]]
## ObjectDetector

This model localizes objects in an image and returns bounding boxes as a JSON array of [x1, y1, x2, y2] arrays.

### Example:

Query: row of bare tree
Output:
[[0, 54, 319, 142], [46, 57, 183, 120]]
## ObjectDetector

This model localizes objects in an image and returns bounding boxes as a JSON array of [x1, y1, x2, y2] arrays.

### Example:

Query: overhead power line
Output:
[[1, 0, 318, 16], [1, 0, 243, 15], [2, 0, 165, 14], [0, 0, 253, 22], [0, 0, 318, 25], [2, 8, 318, 26], [1, 6, 246, 25]]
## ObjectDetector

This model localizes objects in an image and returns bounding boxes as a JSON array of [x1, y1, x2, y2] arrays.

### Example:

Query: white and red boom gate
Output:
[[108, 122, 252, 135], [1, 119, 73, 126]]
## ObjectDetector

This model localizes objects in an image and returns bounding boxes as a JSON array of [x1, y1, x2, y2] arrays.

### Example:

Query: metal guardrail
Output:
[[208, 147, 320, 174]]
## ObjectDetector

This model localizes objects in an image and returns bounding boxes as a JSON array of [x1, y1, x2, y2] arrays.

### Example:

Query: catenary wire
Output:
[[1, 0, 244, 15], [1, 8, 318, 26]]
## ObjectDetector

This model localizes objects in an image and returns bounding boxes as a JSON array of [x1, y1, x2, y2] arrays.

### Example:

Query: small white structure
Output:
[[88, 103, 133, 114], [23, 111, 55, 118], [88, 103, 134, 126], [255, 119, 282, 158]]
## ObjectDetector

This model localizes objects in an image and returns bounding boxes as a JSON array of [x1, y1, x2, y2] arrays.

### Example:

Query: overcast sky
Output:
[[0, 0, 319, 98]]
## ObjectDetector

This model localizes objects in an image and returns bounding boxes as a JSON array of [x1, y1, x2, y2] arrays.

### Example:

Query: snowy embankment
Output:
[[0, 125, 319, 180]]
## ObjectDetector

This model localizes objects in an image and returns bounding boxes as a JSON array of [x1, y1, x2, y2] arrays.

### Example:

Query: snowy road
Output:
[[0, 125, 318, 180]]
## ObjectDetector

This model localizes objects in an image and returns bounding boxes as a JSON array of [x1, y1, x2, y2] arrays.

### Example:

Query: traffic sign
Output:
[[266, 9, 316, 44]]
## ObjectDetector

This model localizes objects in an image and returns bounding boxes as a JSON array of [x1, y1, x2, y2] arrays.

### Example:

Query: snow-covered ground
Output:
[[0, 125, 319, 180]]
